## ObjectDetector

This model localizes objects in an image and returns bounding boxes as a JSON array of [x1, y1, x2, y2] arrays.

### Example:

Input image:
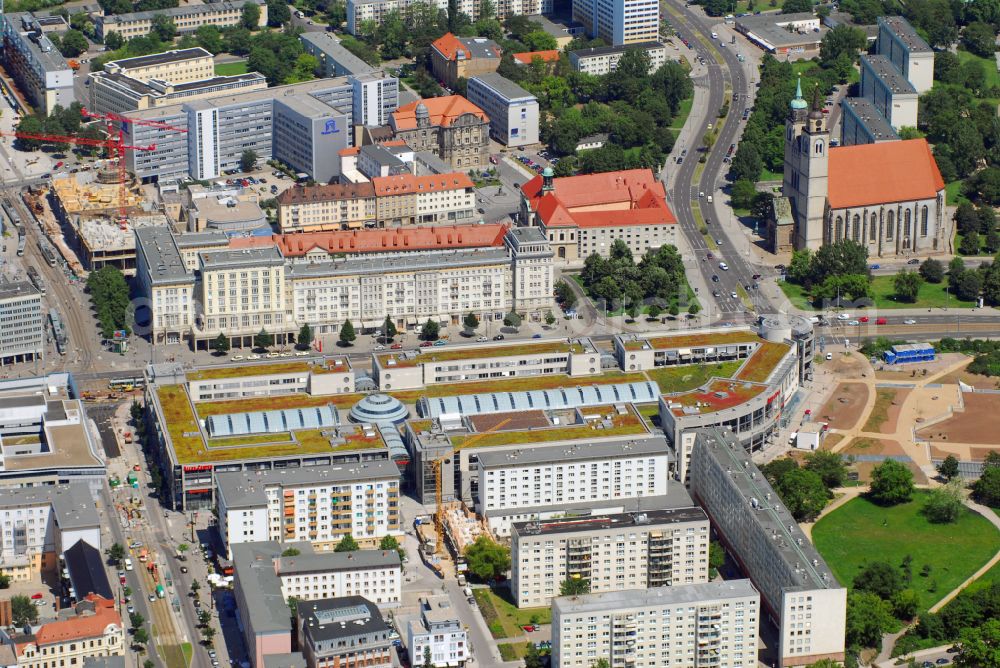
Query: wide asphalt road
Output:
[[661, 0, 770, 321]]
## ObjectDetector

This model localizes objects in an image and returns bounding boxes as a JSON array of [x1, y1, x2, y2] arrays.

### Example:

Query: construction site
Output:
[[49, 174, 167, 275]]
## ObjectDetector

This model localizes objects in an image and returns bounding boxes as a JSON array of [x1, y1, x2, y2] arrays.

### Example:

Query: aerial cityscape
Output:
[[0, 0, 1000, 666]]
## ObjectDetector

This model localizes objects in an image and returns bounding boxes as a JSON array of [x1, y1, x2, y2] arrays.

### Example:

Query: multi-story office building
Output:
[[389, 97, 490, 170], [95, 0, 268, 41], [272, 97, 350, 185], [520, 168, 680, 264], [300, 32, 374, 78], [552, 581, 760, 668], [571, 0, 660, 46], [134, 226, 197, 346], [859, 54, 918, 131], [475, 438, 671, 536], [568, 41, 667, 75], [103, 47, 215, 83], [89, 68, 268, 114], [430, 34, 502, 89], [196, 246, 291, 347], [0, 281, 44, 365], [216, 464, 402, 554], [0, 13, 74, 113], [689, 429, 846, 668], [466, 74, 539, 148], [298, 597, 393, 668], [352, 72, 399, 127], [125, 74, 398, 183], [1, 596, 125, 668], [511, 507, 710, 607], [877, 16, 933, 94], [402, 596, 469, 668], [232, 541, 401, 604], [0, 484, 100, 583]]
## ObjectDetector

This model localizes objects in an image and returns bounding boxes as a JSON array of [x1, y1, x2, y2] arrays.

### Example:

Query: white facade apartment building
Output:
[[552, 581, 760, 668], [135, 226, 197, 346], [103, 47, 215, 84], [0, 485, 101, 583], [475, 438, 670, 536], [232, 541, 402, 608], [571, 0, 660, 46], [511, 507, 710, 607], [405, 596, 469, 668], [346, 0, 540, 33], [466, 74, 540, 148], [217, 463, 402, 555], [690, 429, 846, 668], [0, 281, 44, 365], [569, 41, 667, 76]]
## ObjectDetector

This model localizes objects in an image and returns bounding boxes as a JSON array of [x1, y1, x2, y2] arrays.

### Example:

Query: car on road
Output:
[[848, 320, 860, 326], [676, 156, 683, 164], [532, 333, 542, 338], [859, 316, 869, 323], [825, 352, 833, 361], [908, 258, 921, 264], [836, 313, 851, 320], [419, 341, 433, 347], [209, 652, 217, 659], [433, 340, 447, 346], [390, 343, 403, 350], [904, 319, 917, 325], [870, 263, 880, 269], [373, 344, 385, 351], [712, 290, 721, 297], [751, 273, 761, 280], [711, 274, 720, 282], [494, 334, 505, 340], [935, 659, 950, 665], [127, 605, 135, 614], [876, 318, 887, 325], [31, 593, 42, 599], [180, 566, 188, 573], [706, 252, 714, 259], [719, 262, 729, 270], [477, 336, 488, 342], [730, 291, 738, 298], [248, 354, 261, 360], [295, 350, 310, 356], [148, 594, 156, 602]]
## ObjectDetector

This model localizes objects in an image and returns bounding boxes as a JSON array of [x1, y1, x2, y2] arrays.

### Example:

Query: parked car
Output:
[[390, 343, 403, 350], [477, 336, 488, 342], [532, 333, 542, 338], [419, 341, 433, 347], [908, 258, 921, 264], [836, 313, 851, 320], [433, 340, 447, 346], [870, 263, 880, 270], [859, 316, 869, 323], [493, 334, 505, 340]]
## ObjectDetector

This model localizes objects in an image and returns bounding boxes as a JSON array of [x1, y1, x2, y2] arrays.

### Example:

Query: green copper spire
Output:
[[790, 74, 807, 110]]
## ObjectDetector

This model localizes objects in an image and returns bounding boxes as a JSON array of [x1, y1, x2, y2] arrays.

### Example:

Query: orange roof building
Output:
[[430, 34, 502, 88], [512, 50, 561, 65], [520, 168, 679, 264], [389, 97, 490, 170], [231, 223, 510, 259], [12, 596, 125, 666], [781, 85, 948, 257]]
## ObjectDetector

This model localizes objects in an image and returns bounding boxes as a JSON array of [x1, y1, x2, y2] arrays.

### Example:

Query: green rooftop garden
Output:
[[736, 341, 792, 382], [666, 379, 766, 415], [449, 405, 647, 449], [295, 428, 386, 452], [188, 360, 321, 381], [196, 392, 364, 417], [377, 341, 586, 368], [646, 360, 743, 394], [641, 330, 759, 351]]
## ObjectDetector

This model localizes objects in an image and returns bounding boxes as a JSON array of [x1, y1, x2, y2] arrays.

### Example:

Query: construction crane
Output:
[[78, 107, 188, 228], [1, 129, 156, 228], [433, 417, 512, 555]]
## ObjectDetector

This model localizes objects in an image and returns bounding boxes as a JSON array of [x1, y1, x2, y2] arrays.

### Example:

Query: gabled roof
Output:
[[230, 224, 509, 257], [431, 33, 502, 61], [17, 597, 121, 654], [372, 172, 474, 196], [828, 138, 944, 209], [513, 50, 560, 64], [276, 182, 376, 206], [390, 96, 488, 130], [522, 169, 676, 229]]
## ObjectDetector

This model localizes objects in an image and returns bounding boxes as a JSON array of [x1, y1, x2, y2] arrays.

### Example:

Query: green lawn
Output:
[[647, 360, 743, 394], [946, 180, 970, 207], [498, 642, 532, 660], [670, 97, 694, 131], [955, 49, 1000, 90], [869, 275, 976, 309], [181, 643, 193, 667], [214, 61, 248, 76], [813, 493, 1000, 610], [473, 588, 551, 639], [965, 555, 1000, 594], [779, 276, 977, 310]]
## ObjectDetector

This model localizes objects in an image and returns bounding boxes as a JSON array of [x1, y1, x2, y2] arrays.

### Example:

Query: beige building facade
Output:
[[96, 0, 267, 41], [511, 507, 710, 607]]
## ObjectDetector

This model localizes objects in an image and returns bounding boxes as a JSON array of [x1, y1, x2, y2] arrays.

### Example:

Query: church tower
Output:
[[783, 77, 830, 250]]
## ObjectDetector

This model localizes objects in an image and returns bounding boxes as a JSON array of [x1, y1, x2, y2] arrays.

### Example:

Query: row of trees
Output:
[[86, 266, 131, 339], [955, 202, 1000, 256], [15, 102, 105, 154], [938, 338, 1000, 378]]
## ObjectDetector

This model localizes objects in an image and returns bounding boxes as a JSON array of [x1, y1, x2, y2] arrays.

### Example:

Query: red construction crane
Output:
[[78, 107, 188, 228], [0, 129, 155, 228]]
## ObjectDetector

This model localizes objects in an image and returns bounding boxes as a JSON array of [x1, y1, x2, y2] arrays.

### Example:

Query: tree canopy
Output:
[[464, 536, 510, 581], [869, 459, 915, 505]]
